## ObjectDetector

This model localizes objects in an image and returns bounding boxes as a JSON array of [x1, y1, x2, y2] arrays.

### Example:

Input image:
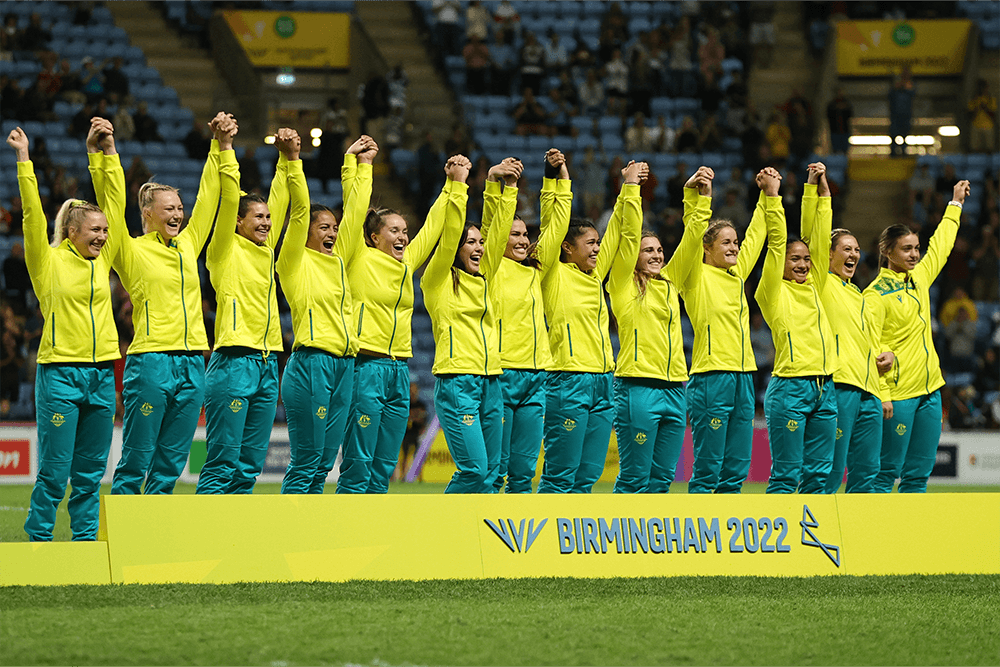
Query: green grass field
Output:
[[3, 484, 999, 666]]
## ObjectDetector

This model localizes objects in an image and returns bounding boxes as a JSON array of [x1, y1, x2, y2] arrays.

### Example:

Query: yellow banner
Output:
[[837, 19, 971, 76], [94, 494, 999, 584], [0, 542, 110, 586], [223, 10, 350, 68]]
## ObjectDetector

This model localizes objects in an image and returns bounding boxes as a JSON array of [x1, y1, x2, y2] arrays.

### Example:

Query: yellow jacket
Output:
[[864, 205, 961, 401], [89, 145, 219, 354], [481, 179, 559, 371], [677, 189, 767, 374], [609, 183, 690, 382], [273, 155, 369, 357], [205, 154, 284, 353], [755, 186, 838, 377], [340, 161, 450, 359], [802, 184, 884, 397], [19, 160, 120, 364], [423, 180, 505, 375], [542, 179, 632, 374]]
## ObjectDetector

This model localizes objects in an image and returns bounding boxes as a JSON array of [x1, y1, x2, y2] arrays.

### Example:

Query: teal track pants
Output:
[[112, 352, 205, 495], [495, 369, 545, 493], [825, 383, 882, 493], [25, 364, 115, 541], [280, 349, 355, 494], [687, 371, 755, 494], [764, 376, 838, 494], [875, 390, 942, 493], [336, 356, 409, 494], [196, 350, 279, 495], [613, 377, 686, 494], [435, 374, 503, 493], [537, 371, 613, 494]]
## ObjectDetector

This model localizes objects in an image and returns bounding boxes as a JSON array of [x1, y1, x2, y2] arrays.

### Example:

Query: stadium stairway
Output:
[[747, 2, 815, 119], [105, 1, 236, 126], [354, 1, 457, 142]]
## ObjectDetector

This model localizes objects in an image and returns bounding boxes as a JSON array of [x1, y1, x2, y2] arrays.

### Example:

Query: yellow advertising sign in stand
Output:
[[837, 19, 971, 76], [223, 10, 350, 68]]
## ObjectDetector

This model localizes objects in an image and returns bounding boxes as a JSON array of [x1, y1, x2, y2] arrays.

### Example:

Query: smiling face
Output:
[[783, 240, 811, 284], [144, 189, 184, 241], [562, 227, 600, 272], [704, 226, 739, 268], [458, 226, 484, 274], [887, 233, 920, 274], [306, 210, 339, 255], [371, 213, 409, 261], [505, 218, 530, 262], [636, 235, 664, 276], [830, 234, 860, 281], [237, 202, 271, 245], [68, 211, 109, 258]]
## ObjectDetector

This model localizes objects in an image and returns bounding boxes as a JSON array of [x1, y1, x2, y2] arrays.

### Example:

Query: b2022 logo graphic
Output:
[[485, 505, 841, 566]]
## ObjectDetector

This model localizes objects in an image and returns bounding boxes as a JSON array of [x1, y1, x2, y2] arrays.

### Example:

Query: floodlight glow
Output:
[[312, 137, 321, 147], [849, 135, 893, 145], [264, 135, 276, 144], [938, 126, 960, 136], [310, 128, 322, 138]]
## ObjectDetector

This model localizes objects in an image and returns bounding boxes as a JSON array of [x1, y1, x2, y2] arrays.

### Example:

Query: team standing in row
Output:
[[7, 113, 969, 541]]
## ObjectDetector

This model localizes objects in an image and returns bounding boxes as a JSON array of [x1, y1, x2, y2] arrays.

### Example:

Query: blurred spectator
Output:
[[625, 113, 655, 152], [80, 56, 105, 103], [666, 162, 689, 209], [939, 287, 978, 328], [239, 146, 262, 194], [787, 100, 814, 168], [765, 111, 791, 166], [604, 48, 628, 115], [974, 347, 999, 395], [749, 2, 776, 68], [651, 115, 675, 153], [125, 156, 152, 193], [628, 34, 655, 118], [1, 14, 20, 53], [544, 30, 569, 72], [94, 98, 113, 123], [888, 67, 914, 157], [360, 73, 388, 136], [133, 101, 162, 143], [444, 123, 472, 159], [462, 34, 491, 96], [57, 59, 83, 104], [490, 34, 517, 96], [578, 69, 605, 117], [827, 88, 853, 154], [513, 88, 548, 136], [387, 63, 408, 113], [465, 0, 490, 42], [493, 0, 520, 43], [698, 27, 725, 81], [943, 305, 978, 373], [716, 190, 748, 225], [183, 118, 210, 160], [936, 163, 957, 198], [417, 131, 441, 216], [970, 222, 999, 302], [968, 79, 997, 153], [519, 31, 545, 95], [114, 103, 135, 142], [675, 116, 699, 153], [0, 325, 24, 418], [432, 0, 462, 55], [554, 70, 578, 107], [668, 17, 694, 97], [2, 243, 30, 310], [780, 171, 801, 231], [948, 385, 984, 429], [909, 164, 934, 206], [569, 43, 596, 81], [73, 2, 95, 26], [578, 147, 606, 217], [699, 115, 724, 152], [2, 197, 23, 237], [699, 69, 724, 117], [19, 13, 51, 52], [102, 57, 129, 105], [70, 101, 95, 138], [545, 88, 573, 137], [600, 2, 628, 50]]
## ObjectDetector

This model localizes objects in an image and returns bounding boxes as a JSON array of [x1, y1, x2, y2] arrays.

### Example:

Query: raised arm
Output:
[[274, 129, 310, 276], [536, 150, 572, 276], [335, 135, 377, 266], [666, 166, 714, 290], [802, 162, 832, 289], [607, 161, 647, 292], [735, 187, 770, 280], [596, 160, 646, 281], [184, 113, 231, 253], [85, 118, 126, 264], [8, 128, 50, 279], [482, 159, 522, 281], [421, 157, 470, 291], [481, 157, 519, 239], [753, 168, 785, 323], [265, 137, 293, 251], [538, 148, 567, 232], [406, 155, 470, 270], [207, 139, 241, 266], [913, 180, 968, 286]]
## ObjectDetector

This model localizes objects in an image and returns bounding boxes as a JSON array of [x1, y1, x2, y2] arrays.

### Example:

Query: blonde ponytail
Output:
[[51, 199, 102, 247]]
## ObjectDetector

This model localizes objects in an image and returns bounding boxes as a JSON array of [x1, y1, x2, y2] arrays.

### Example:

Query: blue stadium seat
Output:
[[601, 134, 624, 153], [503, 135, 529, 153], [597, 116, 621, 134]]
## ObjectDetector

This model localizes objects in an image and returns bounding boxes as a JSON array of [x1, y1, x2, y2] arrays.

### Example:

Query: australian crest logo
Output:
[[709, 417, 723, 430], [50, 413, 65, 427], [461, 414, 476, 426], [316, 406, 327, 419], [836, 427, 843, 440], [895, 423, 907, 436], [229, 399, 243, 413], [140, 402, 154, 416], [800, 505, 840, 567], [563, 418, 577, 432], [485, 518, 547, 553], [634, 432, 647, 445], [786, 419, 799, 432], [358, 414, 371, 428]]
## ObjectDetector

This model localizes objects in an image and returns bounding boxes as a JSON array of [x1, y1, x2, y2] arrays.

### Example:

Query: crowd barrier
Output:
[[1, 493, 997, 586]]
